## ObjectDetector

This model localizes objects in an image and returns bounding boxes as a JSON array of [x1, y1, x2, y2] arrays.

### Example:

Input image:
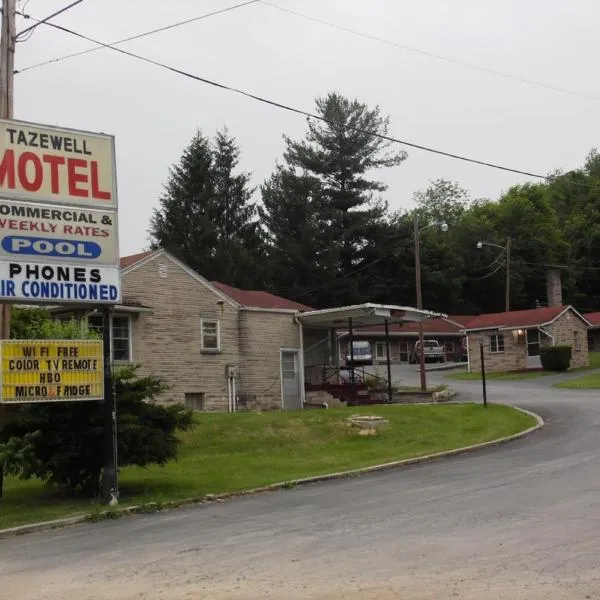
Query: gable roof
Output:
[[212, 282, 312, 312], [464, 305, 590, 331], [120, 251, 154, 269], [584, 312, 600, 328]]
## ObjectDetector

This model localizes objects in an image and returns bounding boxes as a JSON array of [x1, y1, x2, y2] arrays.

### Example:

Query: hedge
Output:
[[540, 345, 572, 371]]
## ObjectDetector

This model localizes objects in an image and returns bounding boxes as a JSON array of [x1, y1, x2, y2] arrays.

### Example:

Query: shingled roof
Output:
[[120, 251, 154, 269], [464, 306, 589, 331], [212, 282, 312, 311]]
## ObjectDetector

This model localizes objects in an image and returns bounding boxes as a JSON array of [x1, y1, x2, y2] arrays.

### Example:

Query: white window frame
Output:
[[490, 333, 505, 354], [86, 313, 133, 363], [201, 318, 221, 352]]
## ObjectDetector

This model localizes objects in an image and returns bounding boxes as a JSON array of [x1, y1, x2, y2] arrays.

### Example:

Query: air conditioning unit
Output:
[[226, 365, 238, 379]]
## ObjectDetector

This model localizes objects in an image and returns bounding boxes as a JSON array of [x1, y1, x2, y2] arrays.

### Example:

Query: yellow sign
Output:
[[0, 118, 117, 209], [0, 340, 104, 403]]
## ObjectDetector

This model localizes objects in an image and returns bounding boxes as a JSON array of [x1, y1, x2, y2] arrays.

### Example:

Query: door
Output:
[[281, 350, 302, 410], [526, 329, 541, 368], [399, 342, 409, 363]]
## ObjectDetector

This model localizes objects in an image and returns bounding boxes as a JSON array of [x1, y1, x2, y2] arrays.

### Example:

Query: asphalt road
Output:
[[2, 375, 600, 599]]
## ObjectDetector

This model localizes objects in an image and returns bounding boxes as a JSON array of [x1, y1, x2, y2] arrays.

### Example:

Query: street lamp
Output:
[[476, 237, 511, 312], [413, 215, 448, 391]]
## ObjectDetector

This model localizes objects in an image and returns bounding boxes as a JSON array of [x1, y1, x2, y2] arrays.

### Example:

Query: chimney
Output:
[[546, 270, 563, 307]]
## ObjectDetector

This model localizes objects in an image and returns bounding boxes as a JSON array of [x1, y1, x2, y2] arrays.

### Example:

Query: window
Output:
[[574, 331, 582, 351], [185, 392, 204, 411], [201, 319, 220, 352], [375, 342, 387, 360], [490, 334, 505, 353], [87, 314, 132, 362], [112, 317, 131, 361]]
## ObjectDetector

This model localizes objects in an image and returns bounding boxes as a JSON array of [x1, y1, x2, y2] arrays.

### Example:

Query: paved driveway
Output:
[[2, 377, 600, 599]]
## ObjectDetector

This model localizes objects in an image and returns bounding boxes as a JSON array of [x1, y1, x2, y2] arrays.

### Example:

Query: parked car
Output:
[[346, 341, 373, 366], [409, 339, 445, 364]]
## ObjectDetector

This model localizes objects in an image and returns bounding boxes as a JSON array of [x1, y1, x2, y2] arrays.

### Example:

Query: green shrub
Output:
[[540, 345, 572, 371]]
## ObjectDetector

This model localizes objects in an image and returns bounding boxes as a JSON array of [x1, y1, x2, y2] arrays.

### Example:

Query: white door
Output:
[[281, 351, 302, 410], [526, 329, 541, 368]]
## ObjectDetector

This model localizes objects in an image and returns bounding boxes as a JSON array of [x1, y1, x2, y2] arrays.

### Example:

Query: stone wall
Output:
[[238, 310, 301, 411], [545, 310, 589, 368], [124, 254, 240, 411], [467, 330, 526, 373]]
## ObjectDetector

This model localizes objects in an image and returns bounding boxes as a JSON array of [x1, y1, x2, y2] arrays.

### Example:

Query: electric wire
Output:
[[259, 1, 600, 103], [16, 0, 85, 40], [16, 0, 259, 70], [14, 11, 558, 182]]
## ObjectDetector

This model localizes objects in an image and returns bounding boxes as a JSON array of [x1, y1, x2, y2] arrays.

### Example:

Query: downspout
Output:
[[466, 333, 471, 373], [297, 317, 306, 409], [227, 373, 232, 413], [232, 375, 237, 413]]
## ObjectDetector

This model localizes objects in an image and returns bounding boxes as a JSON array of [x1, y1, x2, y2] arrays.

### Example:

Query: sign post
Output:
[[0, 117, 120, 503], [480, 339, 488, 409]]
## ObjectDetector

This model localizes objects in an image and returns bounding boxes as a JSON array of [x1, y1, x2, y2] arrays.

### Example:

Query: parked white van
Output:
[[346, 341, 373, 366]]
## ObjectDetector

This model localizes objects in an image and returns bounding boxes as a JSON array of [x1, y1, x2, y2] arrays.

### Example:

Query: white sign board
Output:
[[0, 118, 117, 209], [0, 118, 120, 305], [0, 261, 120, 303], [0, 199, 118, 265]]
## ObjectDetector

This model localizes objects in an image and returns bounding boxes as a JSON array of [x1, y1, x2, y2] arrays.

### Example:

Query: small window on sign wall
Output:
[[158, 263, 168, 278], [574, 331, 581, 351], [201, 319, 220, 351]]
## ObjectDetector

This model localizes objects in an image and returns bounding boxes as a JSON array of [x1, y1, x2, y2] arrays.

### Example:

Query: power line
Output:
[[15, 0, 260, 73], [466, 261, 505, 281], [15, 12, 556, 182], [16, 0, 85, 41], [260, 1, 600, 103]]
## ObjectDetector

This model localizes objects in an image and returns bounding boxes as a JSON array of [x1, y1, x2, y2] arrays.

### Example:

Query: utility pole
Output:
[[413, 215, 427, 392], [505, 236, 511, 313], [0, 0, 15, 499]]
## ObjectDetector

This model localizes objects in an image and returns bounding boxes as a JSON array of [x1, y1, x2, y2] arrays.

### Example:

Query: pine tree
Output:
[[149, 129, 265, 287], [261, 92, 406, 307]]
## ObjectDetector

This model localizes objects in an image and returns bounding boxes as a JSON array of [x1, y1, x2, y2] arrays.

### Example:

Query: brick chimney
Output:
[[546, 270, 563, 307]]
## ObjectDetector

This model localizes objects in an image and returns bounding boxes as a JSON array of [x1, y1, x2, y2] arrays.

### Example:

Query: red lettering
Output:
[[90, 161, 111, 200], [67, 158, 88, 197], [8, 219, 17, 229], [64, 225, 73, 235], [43, 154, 65, 194], [0, 149, 15, 189], [18, 152, 43, 192]]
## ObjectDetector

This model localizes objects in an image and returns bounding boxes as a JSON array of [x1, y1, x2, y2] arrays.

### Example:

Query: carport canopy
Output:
[[296, 303, 442, 329]]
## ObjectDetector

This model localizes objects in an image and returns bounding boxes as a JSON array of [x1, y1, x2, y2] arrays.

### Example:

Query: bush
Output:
[[0, 365, 194, 494], [540, 345, 572, 371], [0, 309, 194, 495]]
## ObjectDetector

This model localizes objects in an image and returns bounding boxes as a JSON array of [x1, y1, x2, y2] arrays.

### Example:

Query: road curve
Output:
[[2, 378, 600, 599]]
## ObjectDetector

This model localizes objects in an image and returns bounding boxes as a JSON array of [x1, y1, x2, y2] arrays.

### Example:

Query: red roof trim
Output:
[[120, 251, 154, 270], [584, 312, 600, 327], [212, 281, 312, 312], [463, 306, 589, 331]]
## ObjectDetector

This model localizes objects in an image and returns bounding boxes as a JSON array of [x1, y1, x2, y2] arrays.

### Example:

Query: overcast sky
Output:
[[13, 0, 600, 257]]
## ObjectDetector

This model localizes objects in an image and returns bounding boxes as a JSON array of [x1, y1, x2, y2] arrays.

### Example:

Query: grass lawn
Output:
[[446, 369, 553, 381], [0, 403, 535, 530], [447, 352, 600, 382], [555, 372, 600, 389]]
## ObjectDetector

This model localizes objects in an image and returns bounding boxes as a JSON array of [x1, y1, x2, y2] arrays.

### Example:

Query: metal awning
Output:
[[296, 303, 443, 329]]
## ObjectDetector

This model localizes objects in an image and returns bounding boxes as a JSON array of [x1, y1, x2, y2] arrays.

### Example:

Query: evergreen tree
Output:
[[149, 129, 265, 288], [261, 92, 406, 307]]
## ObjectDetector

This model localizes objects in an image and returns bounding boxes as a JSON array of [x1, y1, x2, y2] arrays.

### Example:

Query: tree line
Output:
[[150, 91, 600, 315]]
